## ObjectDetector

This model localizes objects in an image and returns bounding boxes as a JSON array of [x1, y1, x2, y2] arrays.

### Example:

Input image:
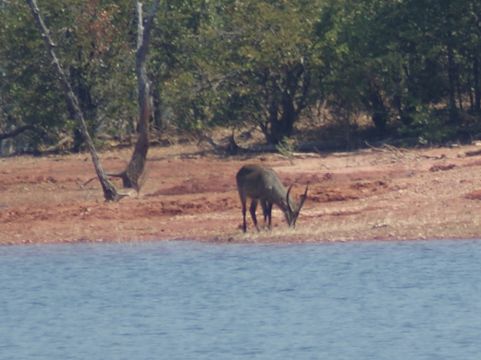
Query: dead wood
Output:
[[27, 0, 121, 201], [113, 0, 159, 191], [465, 149, 481, 157]]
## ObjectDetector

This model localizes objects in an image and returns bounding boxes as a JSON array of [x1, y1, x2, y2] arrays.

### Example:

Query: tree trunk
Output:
[[265, 96, 298, 145], [152, 79, 166, 130], [447, 43, 458, 122], [102, 1, 159, 190], [70, 50, 97, 152], [27, 0, 121, 202], [398, 61, 417, 126], [474, 54, 480, 114], [115, 0, 159, 191], [263, 65, 308, 145], [366, 80, 388, 134], [266, 98, 282, 145]]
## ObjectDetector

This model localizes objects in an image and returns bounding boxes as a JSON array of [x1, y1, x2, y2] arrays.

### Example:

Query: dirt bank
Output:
[[2, 143, 481, 245]]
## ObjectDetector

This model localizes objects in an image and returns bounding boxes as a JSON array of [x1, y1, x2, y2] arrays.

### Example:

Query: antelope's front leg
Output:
[[261, 200, 272, 230], [249, 200, 260, 231]]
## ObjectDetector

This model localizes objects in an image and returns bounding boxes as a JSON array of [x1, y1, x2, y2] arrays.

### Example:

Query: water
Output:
[[1, 240, 481, 360]]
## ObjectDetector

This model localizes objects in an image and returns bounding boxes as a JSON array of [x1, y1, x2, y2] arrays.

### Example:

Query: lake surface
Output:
[[1, 240, 481, 360]]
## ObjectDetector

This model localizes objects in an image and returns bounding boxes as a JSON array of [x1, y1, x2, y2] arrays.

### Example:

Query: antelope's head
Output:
[[285, 184, 309, 227]]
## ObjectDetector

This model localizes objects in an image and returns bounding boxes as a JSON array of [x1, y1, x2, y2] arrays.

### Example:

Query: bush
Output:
[[398, 107, 455, 145]]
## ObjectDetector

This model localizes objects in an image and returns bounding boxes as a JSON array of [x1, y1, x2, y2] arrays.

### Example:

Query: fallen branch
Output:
[[198, 130, 244, 155], [465, 149, 481, 157]]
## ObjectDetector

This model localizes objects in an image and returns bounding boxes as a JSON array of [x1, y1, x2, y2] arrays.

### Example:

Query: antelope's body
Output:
[[236, 164, 308, 232]]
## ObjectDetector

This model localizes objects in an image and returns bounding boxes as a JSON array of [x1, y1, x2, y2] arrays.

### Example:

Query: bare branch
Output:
[[26, 0, 121, 201]]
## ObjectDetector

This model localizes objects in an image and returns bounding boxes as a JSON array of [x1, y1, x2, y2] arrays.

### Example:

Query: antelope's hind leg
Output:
[[239, 192, 248, 232]]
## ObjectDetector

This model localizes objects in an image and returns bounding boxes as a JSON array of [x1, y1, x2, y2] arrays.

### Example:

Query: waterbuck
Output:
[[236, 164, 308, 232]]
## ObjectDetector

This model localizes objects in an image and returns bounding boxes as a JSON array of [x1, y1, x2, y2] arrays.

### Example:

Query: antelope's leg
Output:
[[249, 199, 259, 231], [266, 202, 273, 229], [261, 200, 268, 224], [239, 192, 247, 232]]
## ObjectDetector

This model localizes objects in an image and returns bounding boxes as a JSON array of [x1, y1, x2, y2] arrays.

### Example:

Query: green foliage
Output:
[[0, 1, 66, 149], [276, 137, 296, 159], [1, 0, 137, 151], [1, 0, 481, 153], [397, 107, 455, 145]]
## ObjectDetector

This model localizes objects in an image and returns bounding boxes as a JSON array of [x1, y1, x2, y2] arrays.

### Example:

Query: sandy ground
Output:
[[2, 143, 481, 245]]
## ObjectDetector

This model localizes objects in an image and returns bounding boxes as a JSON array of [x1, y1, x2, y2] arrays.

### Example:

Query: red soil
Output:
[[2, 143, 481, 245]]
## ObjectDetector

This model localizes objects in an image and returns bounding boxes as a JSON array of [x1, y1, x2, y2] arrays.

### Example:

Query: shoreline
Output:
[[2, 234, 480, 247], [2, 143, 481, 246]]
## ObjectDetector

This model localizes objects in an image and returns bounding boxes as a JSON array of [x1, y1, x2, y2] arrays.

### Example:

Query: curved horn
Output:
[[286, 184, 294, 213], [298, 183, 309, 209]]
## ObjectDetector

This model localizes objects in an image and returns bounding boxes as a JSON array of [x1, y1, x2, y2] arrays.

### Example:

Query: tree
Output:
[[213, 0, 321, 144], [4, 0, 481, 154], [161, 0, 322, 145], [0, 1, 68, 152], [113, 0, 160, 191], [27, 0, 121, 201]]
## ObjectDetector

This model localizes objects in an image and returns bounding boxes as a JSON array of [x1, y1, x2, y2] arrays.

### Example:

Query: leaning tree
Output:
[[27, 0, 160, 200]]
